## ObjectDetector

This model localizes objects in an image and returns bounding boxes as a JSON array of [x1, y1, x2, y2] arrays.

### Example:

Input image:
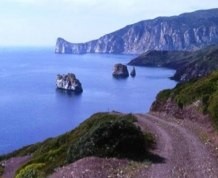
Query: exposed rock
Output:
[[56, 73, 83, 93], [130, 67, 136, 77], [112, 64, 129, 78], [151, 98, 211, 127], [55, 8, 218, 54]]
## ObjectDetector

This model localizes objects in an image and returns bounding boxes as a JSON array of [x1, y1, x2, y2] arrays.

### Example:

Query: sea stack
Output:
[[56, 73, 83, 93], [112, 63, 129, 78], [130, 67, 136, 77]]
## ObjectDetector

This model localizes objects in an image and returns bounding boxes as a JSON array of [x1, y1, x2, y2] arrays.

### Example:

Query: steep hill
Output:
[[55, 8, 218, 54], [129, 45, 218, 81], [151, 71, 218, 127]]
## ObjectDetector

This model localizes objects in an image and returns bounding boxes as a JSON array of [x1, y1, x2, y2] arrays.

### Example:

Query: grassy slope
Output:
[[0, 113, 155, 177], [154, 71, 218, 126]]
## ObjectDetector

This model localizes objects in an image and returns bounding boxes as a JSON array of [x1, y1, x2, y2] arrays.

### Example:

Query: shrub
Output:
[[67, 119, 154, 163], [156, 89, 171, 101], [15, 163, 45, 178], [208, 91, 218, 127], [0, 164, 4, 176]]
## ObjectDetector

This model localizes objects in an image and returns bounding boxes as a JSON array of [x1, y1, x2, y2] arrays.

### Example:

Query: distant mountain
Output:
[[55, 8, 218, 54], [128, 45, 218, 82]]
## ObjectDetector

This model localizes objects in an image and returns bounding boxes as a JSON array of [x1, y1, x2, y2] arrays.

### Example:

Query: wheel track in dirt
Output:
[[135, 113, 218, 178]]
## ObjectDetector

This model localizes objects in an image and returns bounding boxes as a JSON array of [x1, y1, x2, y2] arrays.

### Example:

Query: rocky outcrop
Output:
[[56, 73, 83, 93], [151, 98, 208, 122], [112, 64, 129, 78], [55, 8, 218, 54]]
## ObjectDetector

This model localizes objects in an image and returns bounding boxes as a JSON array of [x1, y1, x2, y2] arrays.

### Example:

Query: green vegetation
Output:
[[15, 163, 45, 178], [67, 119, 153, 163], [0, 164, 4, 176], [0, 113, 155, 177], [155, 71, 218, 126]]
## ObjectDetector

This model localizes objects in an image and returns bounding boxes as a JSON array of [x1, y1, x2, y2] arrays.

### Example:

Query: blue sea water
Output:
[[0, 47, 176, 154]]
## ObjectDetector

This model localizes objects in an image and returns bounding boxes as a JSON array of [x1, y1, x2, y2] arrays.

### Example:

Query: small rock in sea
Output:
[[112, 63, 129, 78], [56, 73, 83, 93]]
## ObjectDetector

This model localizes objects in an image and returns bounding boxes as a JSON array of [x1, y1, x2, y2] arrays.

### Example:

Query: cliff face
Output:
[[55, 8, 218, 54]]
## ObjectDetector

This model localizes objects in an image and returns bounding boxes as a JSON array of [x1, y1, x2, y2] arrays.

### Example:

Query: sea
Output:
[[0, 47, 177, 154]]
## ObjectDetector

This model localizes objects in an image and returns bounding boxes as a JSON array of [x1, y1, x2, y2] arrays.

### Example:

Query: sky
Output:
[[0, 0, 217, 46]]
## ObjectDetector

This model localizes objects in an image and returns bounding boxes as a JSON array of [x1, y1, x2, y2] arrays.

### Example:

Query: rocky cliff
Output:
[[55, 8, 218, 54]]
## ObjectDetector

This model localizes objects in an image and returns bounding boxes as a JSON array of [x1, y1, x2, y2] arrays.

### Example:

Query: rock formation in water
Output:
[[112, 64, 129, 78], [130, 67, 136, 77], [55, 8, 218, 54], [56, 73, 83, 93]]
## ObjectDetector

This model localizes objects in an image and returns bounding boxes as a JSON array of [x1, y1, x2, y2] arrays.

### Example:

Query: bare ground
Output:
[[49, 157, 148, 178], [1, 155, 31, 178]]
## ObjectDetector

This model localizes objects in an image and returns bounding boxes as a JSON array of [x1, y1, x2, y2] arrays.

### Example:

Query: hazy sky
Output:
[[0, 0, 217, 46]]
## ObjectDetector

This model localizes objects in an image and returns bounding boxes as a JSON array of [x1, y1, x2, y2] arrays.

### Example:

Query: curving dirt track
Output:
[[135, 113, 218, 178], [1, 155, 31, 178]]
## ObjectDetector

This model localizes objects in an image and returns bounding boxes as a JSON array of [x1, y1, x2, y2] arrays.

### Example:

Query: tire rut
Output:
[[135, 113, 218, 178]]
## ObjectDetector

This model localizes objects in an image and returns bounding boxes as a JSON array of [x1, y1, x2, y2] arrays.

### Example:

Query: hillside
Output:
[[151, 70, 218, 127], [128, 50, 191, 68], [129, 45, 218, 81], [0, 113, 155, 177], [55, 8, 218, 54]]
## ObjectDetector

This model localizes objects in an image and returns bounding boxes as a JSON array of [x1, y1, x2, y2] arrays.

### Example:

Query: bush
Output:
[[208, 91, 218, 127], [67, 119, 154, 163], [15, 163, 45, 178], [156, 89, 171, 101], [0, 164, 4, 176]]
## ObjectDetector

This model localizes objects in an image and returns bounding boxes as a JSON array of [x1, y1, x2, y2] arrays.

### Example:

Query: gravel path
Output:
[[135, 113, 218, 178], [49, 157, 130, 178]]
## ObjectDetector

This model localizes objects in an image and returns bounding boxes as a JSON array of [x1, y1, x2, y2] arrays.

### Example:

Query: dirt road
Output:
[[135, 113, 218, 178], [1, 155, 31, 178]]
